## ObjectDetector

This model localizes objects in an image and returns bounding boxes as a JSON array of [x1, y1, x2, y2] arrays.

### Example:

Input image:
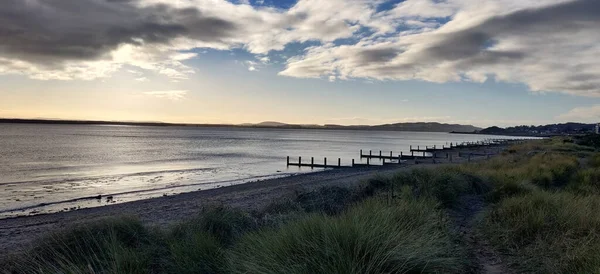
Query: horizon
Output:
[[1, 0, 600, 127], [0, 117, 595, 129]]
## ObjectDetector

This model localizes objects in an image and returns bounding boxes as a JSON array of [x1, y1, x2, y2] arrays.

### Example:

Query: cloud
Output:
[[244, 60, 259, 71], [1, 0, 599, 98], [0, 0, 247, 80], [143, 90, 188, 100], [558, 105, 600, 122], [280, 0, 600, 97]]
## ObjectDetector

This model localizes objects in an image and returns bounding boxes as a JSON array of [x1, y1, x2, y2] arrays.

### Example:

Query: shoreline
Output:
[[0, 145, 505, 257]]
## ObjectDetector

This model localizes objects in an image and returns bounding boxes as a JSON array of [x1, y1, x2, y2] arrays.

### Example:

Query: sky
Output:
[[1, 0, 600, 127]]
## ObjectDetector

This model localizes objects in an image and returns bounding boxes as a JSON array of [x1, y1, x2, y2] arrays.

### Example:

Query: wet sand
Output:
[[0, 146, 500, 257]]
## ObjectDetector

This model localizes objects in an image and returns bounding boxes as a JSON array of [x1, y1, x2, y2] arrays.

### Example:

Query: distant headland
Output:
[[0, 118, 480, 133], [1, 118, 596, 136]]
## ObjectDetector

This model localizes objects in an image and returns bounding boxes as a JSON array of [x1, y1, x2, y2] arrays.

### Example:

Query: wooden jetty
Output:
[[409, 145, 450, 153], [286, 138, 527, 169], [359, 149, 436, 161], [286, 156, 353, 168]]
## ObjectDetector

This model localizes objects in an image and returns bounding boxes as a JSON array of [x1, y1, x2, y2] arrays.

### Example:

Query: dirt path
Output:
[[449, 194, 512, 274]]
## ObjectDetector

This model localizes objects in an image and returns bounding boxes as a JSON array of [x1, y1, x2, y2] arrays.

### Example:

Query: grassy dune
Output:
[[3, 136, 600, 273]]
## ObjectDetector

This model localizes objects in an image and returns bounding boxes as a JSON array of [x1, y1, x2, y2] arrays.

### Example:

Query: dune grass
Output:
[[231, 197, 469, 274], [4, 135, 600, 273], [3, 216, 161, 274], [476, 136, 600, 273], [482, 191, 600, 273]]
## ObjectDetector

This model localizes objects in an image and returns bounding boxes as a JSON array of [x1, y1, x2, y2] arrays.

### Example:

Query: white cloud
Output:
[[244, 60, 259, 71], [135, 77, 149, 82], [257, 56, 270, 64], [558, 105, 600, 122], [279, 0, 600, 97], [143, 90, 188, 101], [0, 0, 599, 99]]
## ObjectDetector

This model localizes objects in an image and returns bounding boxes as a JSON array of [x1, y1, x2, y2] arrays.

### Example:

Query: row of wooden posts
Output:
[[286, 139, 524, 169]]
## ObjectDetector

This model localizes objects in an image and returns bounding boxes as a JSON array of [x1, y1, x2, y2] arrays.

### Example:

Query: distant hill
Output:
[[479, 123, 595, 136], [247, 121, 481, 132], [371, 122, 480, 133], [0, 118, 480, 133], [254, 121, 289, 127]]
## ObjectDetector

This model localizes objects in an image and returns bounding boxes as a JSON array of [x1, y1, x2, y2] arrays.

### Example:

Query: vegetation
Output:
[[3, 134, 600, 273]]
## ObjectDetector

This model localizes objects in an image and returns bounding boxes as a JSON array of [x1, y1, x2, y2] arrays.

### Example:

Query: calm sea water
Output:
[[0, 124, 518, 218]]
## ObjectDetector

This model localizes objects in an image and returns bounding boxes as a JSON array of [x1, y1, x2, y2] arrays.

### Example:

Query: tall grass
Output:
[[231, 198, 469, 274], [4, 216, 161, 274], [388, 167, 487, 207], [482, 191, 600, 273]]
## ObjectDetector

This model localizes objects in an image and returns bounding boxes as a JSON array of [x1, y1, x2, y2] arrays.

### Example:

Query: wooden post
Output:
[[311, 157, 314, 168], [390, 151, 393, 158], [398, 155, 401, 164], [411, 151, 414, 157], [423, 151, 426, 157], [338, 158, 341, 167], [324, 157, 327, 167], [410, 145, 412, 150], [370, 150, 372, 156], [352, 159, 355, 166], [287, 156, 290, 166], [367, 158, 370, 166], [299, 156, 301, 165], [446, 152, 449, 159], [360, 149, 362, 156], [379, 150, 382, 157]]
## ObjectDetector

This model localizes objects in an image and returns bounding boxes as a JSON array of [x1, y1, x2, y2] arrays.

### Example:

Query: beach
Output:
[[0, 145, 496, 258]]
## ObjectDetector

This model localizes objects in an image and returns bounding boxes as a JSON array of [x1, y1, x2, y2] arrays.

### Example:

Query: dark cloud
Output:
[[423, 0, 600, 66], [0, 0, 239, 66], [356, 48, 401, 64]]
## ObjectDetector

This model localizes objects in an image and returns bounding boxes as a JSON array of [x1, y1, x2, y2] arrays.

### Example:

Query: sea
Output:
[[0, 123, 523, 218]]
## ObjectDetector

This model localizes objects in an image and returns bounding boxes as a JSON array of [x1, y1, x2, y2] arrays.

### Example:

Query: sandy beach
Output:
[[0, 147, 498, 257]]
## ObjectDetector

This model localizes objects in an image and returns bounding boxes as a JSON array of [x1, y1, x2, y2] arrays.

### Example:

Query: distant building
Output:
[[596, 123, 600, 134]]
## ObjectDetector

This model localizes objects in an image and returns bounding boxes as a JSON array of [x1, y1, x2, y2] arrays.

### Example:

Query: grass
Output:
[[3, 216, 161, 274], [4, 135, 600, 273], [476, 136, 600, 273], [231, 198, 469, 274], [482, 191, 600, 273]]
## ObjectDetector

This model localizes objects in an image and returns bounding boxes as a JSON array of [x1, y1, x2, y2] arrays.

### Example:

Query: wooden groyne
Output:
[[286, 138, 526, 169], [287, 156, 353, 169]]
